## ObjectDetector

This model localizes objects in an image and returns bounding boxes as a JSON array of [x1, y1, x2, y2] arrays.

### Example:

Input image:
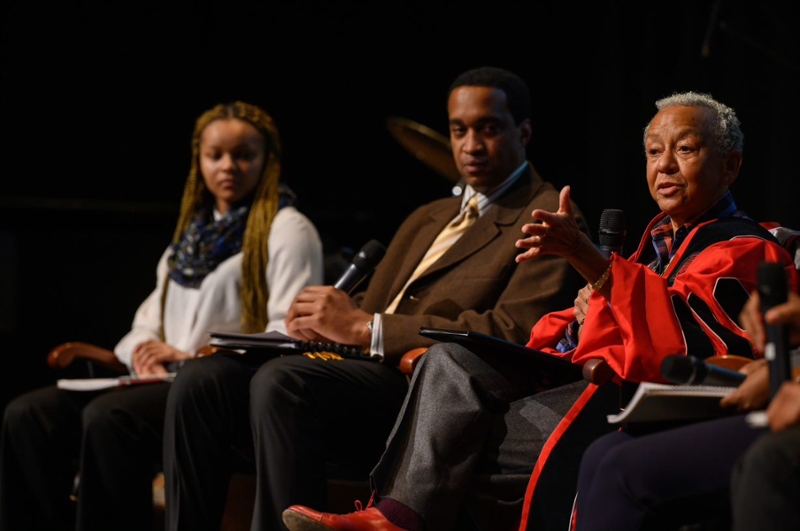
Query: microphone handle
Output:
[[696, 363, 747, 387], [597, 245, 623, 259], [334, 265, 367, 294], [757, 262, 792, 399], [764, 316, 792, 399]]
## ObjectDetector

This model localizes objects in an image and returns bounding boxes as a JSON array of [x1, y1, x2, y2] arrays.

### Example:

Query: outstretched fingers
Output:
[[516, 186, 576, 263]]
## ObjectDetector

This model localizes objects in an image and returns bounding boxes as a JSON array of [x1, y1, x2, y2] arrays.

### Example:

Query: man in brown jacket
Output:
[[163, 66, 591, 531]]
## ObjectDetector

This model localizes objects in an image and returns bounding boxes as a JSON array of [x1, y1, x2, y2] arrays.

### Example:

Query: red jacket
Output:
[[527, 214, 797, 383], [517, 214, 798, 531]]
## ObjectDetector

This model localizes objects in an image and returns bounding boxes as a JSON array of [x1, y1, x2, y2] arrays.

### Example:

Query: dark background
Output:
[[2, 0, 799, 411]]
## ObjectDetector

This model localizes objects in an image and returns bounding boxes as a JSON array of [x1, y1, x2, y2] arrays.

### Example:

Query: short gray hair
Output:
[[643, 91, 744, 155]]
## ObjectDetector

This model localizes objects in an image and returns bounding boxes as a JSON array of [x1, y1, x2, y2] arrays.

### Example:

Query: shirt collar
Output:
[[460, 161, 528, 216], [652, 191, 741, 236], [649, 191, 744, 270]]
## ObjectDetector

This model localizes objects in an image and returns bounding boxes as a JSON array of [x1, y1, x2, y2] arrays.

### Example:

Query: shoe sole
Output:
[[282, 510, 330, 531]]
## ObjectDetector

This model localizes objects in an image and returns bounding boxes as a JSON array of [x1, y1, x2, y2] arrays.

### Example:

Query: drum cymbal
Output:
[[386, 116, 461, 184]]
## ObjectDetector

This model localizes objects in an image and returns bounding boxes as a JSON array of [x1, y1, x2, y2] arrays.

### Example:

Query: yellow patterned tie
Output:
[[385, 196, 480, 314]]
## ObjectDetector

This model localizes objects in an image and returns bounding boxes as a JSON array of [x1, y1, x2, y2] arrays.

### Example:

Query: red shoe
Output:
[[282, 501, 408, 531]]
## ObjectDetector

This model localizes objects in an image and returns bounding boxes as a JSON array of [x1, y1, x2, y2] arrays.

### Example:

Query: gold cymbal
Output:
[[386, 116, 461, 184]]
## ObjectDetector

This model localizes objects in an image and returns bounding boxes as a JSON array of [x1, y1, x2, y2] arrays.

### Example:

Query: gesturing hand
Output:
[[516, 185, 584, 263]]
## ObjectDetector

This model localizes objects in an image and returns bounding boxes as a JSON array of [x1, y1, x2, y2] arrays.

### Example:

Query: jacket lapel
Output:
[[385, 201, 462, 301], [402, 164, 542, 285]]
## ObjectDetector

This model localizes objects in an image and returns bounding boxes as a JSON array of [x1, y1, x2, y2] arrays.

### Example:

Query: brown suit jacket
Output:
[[355, 163, 591, 364]]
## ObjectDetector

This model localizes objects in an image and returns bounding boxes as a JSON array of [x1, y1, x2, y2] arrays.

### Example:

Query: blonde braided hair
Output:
[[171, 101, 282, 333]]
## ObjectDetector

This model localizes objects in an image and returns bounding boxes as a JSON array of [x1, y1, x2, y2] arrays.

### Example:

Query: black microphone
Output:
[[334, 239, 387, 294], [757, 261, 792, 399], [661, 354, 747, 387], [597, 209, 626, 258]]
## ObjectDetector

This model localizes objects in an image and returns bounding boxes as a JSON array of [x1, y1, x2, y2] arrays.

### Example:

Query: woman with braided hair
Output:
[[0, 101, 324, 531]]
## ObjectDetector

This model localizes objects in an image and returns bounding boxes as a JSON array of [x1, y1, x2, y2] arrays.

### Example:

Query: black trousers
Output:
[[575, 414, 768, 531], [0, 382, 171, 531], [163, 352, 409, 531]]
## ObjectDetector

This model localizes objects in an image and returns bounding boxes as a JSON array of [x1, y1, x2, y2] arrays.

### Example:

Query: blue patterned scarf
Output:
[[167, 184, 296, 288], [167, 204, 250, 288]]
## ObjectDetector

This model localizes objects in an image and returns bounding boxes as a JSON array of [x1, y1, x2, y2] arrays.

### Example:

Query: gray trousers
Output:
[[371, 342, 588, 531]]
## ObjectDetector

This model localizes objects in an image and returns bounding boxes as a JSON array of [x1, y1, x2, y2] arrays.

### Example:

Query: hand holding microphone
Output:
[[756, 262, 792, 399], [286, 240, 386, 345]]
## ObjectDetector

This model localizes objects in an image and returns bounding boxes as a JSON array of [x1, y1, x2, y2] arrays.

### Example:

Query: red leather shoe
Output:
[[282, 505, 408, 531]]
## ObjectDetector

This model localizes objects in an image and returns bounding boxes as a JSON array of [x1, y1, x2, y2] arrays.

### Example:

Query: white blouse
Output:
[[113, 206, 324, 369]]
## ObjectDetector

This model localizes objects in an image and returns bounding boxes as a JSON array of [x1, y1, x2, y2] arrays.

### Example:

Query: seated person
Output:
[[0, 101, 324, 531], [281, 93, 797, 530]]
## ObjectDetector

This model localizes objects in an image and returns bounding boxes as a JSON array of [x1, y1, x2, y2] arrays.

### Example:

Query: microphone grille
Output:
[[661, 354, 696, 384], [599, 209, 626, 247], [352, 239, 387, 270]]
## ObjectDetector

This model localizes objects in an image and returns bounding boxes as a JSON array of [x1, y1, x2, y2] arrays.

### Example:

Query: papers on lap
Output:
[[208, 330, 302, 351], [208, 330, 378, 360], [57, 373, 176, 391], [607, 382, 738, 425]]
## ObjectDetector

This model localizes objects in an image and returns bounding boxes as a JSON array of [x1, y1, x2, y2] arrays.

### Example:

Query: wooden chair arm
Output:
[[400, 347, 429, 376], [582, 358, 617, 385], [47, 341, 128, 374], [48, 343, 233, 376], [703, 354, 753, 372]]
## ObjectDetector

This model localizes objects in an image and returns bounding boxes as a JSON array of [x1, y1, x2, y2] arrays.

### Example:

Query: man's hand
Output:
[[285, 286, 373, 348], [720, 359, 770, 412]]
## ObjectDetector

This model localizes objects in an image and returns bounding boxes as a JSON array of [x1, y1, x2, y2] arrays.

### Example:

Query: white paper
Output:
[[607, 382, 737, 424], [57, 378, 122, 391], [56, 373, 176, 391]]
